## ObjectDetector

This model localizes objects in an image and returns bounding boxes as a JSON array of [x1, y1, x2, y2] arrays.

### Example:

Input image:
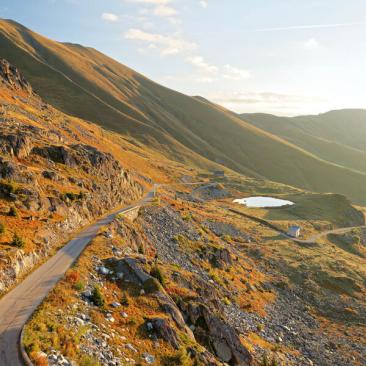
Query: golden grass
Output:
[[4, 19, 366, 205]]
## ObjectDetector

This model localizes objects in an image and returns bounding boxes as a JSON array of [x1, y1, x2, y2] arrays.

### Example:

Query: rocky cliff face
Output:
[[0, 58, 32, 94], [0, 59, 144, 294]]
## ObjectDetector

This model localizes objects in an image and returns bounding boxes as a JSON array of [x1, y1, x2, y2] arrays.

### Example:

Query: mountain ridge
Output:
[[241, 110, 366, 176], [2, 19, 366, 203]]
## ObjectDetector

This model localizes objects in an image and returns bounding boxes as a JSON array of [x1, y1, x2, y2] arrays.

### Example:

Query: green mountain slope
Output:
[[2, 19, 366, 204], [241, 110, 366, 175]]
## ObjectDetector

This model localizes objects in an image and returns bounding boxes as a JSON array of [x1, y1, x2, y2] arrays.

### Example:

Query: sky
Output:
[[1, 0, 366, 116]]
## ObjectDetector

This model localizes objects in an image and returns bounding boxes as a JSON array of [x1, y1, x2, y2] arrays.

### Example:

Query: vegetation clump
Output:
[[61, 191, 85, 202], [143, 278, 162, 294], [11, 233, 25, 248], [0, 222, 5, 236], [79, 356, 100, 366], [66, 270, 80, 283], [150, 265, 166, 287], [8, 206, 18, 217], [121, 292, 130, 306], [74, 281, 85, 291], [0, 180, 17, 196], [260, 355, 279, 366], [162, 347, 193, 366], [182, 213, 193, 221], [91, 286, 105, 307]]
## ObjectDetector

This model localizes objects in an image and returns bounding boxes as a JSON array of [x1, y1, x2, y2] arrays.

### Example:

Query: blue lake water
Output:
[[233, 196, 294, 208]]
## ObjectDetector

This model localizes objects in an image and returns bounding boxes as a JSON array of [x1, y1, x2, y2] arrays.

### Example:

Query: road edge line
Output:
[[20, 326, 34, 366]]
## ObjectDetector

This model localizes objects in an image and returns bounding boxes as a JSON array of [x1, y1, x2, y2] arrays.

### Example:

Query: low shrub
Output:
[[143, 278, 162, 294], [61, 191, 85, 202], [121, 292, 130, 306], [182, 213, 193, 221], [8, 206, 18, 217], [162, 348, 191, 366], [91, 286, 105, 307], [30, 352, 48, 366], [11, 233, 25, 249], [151, 197, 161, 206], [66, 270, 80, 284], [0, 180, 17, 196], [74, 281, 85, 291], [80, 355, 100, 366], [0, 222, 5, 236], [261, 355, 279, 366], [150, 265, 166, 287]]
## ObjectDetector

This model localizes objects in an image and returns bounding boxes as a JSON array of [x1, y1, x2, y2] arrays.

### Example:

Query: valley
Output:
[[0, 18, 365, 366], [2, 20, 366, 205], [20, 181, 366, 366]]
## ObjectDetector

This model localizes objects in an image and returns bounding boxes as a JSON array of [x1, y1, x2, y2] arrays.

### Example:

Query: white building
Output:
[[288, 225, 301, 238]]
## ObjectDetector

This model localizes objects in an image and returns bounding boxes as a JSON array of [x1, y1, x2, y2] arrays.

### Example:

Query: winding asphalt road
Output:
[[0, 181, 209, 365], [295, 224, 366, 244], [0, 192, 153, 366], [1, 180, 364, 365]]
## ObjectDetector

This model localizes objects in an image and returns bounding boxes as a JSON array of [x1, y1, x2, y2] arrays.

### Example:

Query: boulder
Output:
[[96, 266, 110, 275], [0, 59, 33, 93], [186, 303, 253, 366], [142, 353, 155, 364], [209, 248, 233, 269], [42, 170, 58, 180], [31, 145, 77, 167], [110, 257, 151, 285], [0, 134, 33, 158], [153, 287, 195, 341], [149, 318, 180, 349]]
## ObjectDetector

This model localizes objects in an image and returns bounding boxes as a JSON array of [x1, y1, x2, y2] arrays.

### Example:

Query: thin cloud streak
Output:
[[253, 22, 366, 32]]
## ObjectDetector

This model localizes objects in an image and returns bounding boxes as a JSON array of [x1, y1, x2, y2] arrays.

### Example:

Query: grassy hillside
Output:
[[241, 110, 366, 174], [3, 20, 366, 204]]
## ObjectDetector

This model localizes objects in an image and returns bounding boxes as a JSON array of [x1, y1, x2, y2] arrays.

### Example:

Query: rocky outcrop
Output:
[[0, 157, 34, 183], [107, 255, 196, 343], [0, 60, 144, 296], [208, 247, 233, 269], [185, 302, 253, 366], [0, 59, 32, 93], [31, 145, 77, 166], [0, 134, 33, 158], [147, 318, 180, 349], [0, 249, 40, 290]]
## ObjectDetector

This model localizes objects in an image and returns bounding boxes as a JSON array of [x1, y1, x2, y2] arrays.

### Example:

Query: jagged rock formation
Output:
[[184, 302, 253, 365], [0, 60, 144, 294], [0, 58, 32, 93]]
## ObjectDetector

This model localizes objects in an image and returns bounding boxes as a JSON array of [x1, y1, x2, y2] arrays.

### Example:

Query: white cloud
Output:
[[223, 64, 251, 80], [186, 56, 219, 75], [211, 91, 325, 115], [199, 1, 208, 8], [128, 0, 178, 21], [303, 38, 320, 50], [124, 28, 197, 55], [101, 13, 119, 22], [186, 57, 250, 81], [153, 5, 177, 17]]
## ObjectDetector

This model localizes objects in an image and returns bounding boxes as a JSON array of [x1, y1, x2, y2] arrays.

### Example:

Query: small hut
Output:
[[287, 225, 301, 238]]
